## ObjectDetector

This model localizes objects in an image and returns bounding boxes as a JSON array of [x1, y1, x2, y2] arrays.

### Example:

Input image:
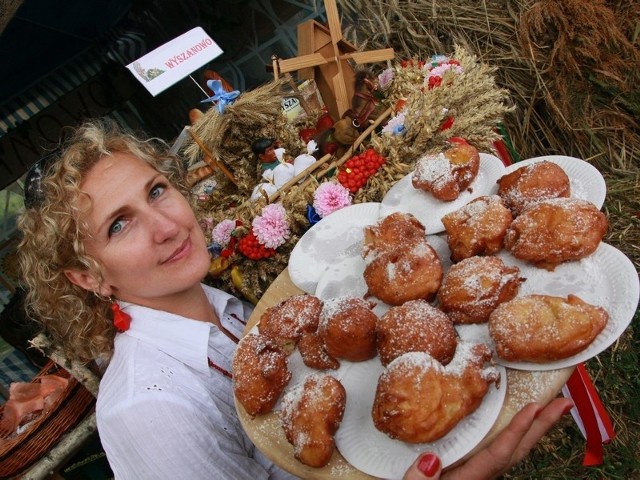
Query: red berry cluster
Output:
[[237, 230, 276, 260], [337, 148, 386, 193]]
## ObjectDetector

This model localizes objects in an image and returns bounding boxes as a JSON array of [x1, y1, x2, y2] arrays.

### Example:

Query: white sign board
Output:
[[126, 27, 223, 96]]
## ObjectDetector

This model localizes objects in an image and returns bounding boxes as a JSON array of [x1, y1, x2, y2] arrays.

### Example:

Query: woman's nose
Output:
[[150, 209, 180, 243]]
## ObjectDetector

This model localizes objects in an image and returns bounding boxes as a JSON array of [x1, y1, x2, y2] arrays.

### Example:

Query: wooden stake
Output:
[[300, 106, 392, 188], [188, 128, 238, 186], [284, 73, 312, 116], [271, 54, 281, 81], [189, 74, 210, 99], [268, 106, 392, 202]]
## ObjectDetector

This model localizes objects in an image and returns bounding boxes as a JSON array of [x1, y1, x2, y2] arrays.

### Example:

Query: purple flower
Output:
[[313, 182, 352, 218], [211, 219, 236, 247], [382, 111, 407, 136], [252, 203, 290, 249], [378, 68, 394, 89]]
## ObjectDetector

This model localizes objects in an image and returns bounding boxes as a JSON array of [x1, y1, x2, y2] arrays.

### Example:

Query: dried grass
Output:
[[339, 0, 640, 167]]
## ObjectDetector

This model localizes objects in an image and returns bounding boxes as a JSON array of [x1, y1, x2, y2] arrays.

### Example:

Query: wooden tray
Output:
[[235, 268, 574, 479], [0, 361, 96, 478]]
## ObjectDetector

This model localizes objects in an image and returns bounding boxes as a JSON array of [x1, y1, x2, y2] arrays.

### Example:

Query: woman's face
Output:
[[70, 152, 211, 307]]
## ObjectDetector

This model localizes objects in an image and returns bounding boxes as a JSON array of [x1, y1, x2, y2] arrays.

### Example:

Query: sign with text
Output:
[[126, 27, 223, 96]]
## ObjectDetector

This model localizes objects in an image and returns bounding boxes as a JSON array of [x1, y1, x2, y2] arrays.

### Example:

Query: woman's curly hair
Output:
[[17, 118, 187, 363]]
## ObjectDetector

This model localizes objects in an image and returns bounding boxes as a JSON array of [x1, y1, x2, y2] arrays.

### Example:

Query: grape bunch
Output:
[[337, 148, 386, 193], [237, 229, 276, 260]]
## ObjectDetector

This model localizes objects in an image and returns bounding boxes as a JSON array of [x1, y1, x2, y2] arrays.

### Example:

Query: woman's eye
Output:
[[108, 219, 126, 237], [150, 183, 166, 199]]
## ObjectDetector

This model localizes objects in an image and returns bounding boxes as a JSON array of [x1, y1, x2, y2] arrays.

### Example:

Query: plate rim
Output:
[[288, 202, 382, 293]]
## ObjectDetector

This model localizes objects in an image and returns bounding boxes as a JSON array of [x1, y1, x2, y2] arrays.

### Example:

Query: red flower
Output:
[[440, 117, 455, 131], [428, 76, 442, 89]]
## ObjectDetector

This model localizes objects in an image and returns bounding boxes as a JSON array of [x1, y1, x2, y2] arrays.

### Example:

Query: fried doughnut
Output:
[[363, 242, 443, 306], [488, 294, 609, 362], [376, 300, 458, 366], [442, 195, 513, 262], [232, 334, 291, 416], [363, 211, 426, 256], [298, 332, 340, 370], [258, 294, 323, 352], [319, 296, 377, 361], [280, 374, 346, 468], [437, 256, 525, 324], [497, 161, 570, 215], [372, 342, 500, 443], [412, 142, 480, 201], [503, 197, 608, 270], [362, 212, 442, 305]]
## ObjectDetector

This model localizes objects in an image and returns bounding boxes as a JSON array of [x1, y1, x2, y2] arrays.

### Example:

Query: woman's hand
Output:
[[403, 397, 573, 480]]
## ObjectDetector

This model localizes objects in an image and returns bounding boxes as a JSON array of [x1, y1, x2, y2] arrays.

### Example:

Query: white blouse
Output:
[[96, 284, 297, 479]]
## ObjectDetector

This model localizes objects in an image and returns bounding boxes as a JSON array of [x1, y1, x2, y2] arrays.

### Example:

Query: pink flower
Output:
[[211, 219, 236, 247], [426, 62, 463, 85], [313, 182, 352, 218], [252, 203, 290, 249]]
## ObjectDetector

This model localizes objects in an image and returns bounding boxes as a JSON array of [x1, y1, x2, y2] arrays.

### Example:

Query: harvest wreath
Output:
[[179, 46, 512, 302]]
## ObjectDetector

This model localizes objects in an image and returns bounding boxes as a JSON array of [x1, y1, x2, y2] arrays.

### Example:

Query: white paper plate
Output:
[[380, 153, 506, 234], [314, 235, 451, 317], [456, 243, 639, 371], [500, 155, 606, 209], [288, 203, 381, 294], [334, 357, 507, 479]]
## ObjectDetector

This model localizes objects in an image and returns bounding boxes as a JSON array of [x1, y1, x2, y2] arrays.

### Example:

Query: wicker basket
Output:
[[0, 361, 96, 478]]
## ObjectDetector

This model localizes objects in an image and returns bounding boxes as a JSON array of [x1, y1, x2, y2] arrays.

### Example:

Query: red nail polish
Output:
[[418, 453, 441, 477]]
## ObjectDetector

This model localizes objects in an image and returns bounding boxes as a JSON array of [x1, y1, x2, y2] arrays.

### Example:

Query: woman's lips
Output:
[[162, 237, 191, 264]]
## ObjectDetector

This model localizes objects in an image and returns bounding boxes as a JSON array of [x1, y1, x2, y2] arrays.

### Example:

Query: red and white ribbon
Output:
[[562, 363, 615, 466]]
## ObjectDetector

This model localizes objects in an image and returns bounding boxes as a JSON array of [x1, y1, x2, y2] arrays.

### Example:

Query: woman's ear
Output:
[[64, 269, 112, 297]]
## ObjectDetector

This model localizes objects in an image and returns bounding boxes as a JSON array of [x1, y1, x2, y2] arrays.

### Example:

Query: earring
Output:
[[111, 302, 132, 332]]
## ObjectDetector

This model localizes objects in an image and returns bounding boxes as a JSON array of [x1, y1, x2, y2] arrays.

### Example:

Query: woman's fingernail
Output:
[[563, 403, 574, 415], [417, 453, 441, 477]]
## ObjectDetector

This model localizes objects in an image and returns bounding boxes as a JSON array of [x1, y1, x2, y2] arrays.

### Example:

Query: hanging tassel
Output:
[[111, 302, 132, 332]]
